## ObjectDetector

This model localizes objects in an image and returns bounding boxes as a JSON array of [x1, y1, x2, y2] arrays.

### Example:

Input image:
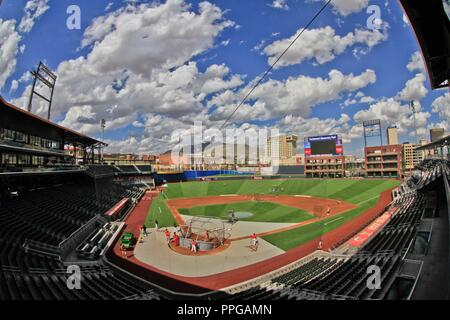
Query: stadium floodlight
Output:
[[27, 62, 57, 120], [363, 119, 383, 147], [410, 101, 418, 145], [101, 119, 106, 163]]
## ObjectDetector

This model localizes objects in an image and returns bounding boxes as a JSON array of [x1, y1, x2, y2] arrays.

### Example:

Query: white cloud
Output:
[[343, 91, 375, 107], [353, 98, 431, 139], [406, 51, 426, 73], [397, 73, 428, 101], [269, 0, 289, 10], [81, 0, 234, 76], [11, 0, 241, 143], [444, 1, 450, 19], [431, 93, 450, 131], [277, 113, 357, 143], [263, 26, 388, 68], [105, 2, 114, 11], [10, 80, 19, 93], [402, 13, 410, 26], [104, 113, 197, 154], [59, 105, 137, 135], [0, 19, 21, 90], [19, 0, 50, 33], [311, 0, 368, 17], [209, 69, 377, 121]]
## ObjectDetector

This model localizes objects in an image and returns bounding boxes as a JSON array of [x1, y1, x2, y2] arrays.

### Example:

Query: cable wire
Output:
[[218, 0, 333, 130]]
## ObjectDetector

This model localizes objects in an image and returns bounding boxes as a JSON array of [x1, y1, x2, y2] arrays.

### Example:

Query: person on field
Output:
[[172, 233, 180, 247], [142, 224, 147, 236], [254, 238, 259, 252], [139, 226, 145, 243], [191, 240, 198, 253], [120, 243, 127, 258], [250, 233, 257, 250], [230, 211, 237, 223], [164, 229, 171, 244], [154, 219, 159, 231]]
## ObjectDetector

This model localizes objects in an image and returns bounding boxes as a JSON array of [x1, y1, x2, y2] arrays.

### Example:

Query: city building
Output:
[[267, 135, 298, 161], [430, 128, 445, 142], [141, 154, 158, 163], [402, 143, 424, 173], [279, 154, 304, 166], [365, 145, 403, 178], [386, 127, 399, 145]]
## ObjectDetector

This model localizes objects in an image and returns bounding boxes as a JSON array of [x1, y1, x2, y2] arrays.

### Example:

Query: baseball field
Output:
[[145, 178, 400, 251]]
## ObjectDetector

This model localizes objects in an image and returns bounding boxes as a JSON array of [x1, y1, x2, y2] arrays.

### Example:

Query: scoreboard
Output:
[[304, 135, 343, 157]]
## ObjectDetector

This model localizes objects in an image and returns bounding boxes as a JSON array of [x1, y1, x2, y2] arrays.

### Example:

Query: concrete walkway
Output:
[[133, 225, 285, 277]]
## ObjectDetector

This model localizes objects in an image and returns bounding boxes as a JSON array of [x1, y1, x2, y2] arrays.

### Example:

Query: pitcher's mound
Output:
[[229, 211, 254, 219]]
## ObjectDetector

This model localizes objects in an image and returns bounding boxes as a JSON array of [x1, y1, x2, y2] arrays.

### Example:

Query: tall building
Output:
[[402, 143, 424, 171], [430, 128, 445, 142], [365, 145, 403, 178], [386, 127, 399, 145], [267, 135, 298, 160]]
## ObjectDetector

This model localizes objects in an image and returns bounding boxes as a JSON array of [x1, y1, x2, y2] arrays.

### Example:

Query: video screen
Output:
[[304, 135, 343, 157]]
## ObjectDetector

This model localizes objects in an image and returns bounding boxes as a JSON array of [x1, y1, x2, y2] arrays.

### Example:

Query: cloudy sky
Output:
[[0, 0, 449, 156]]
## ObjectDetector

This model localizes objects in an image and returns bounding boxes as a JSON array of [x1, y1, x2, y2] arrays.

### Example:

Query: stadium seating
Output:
[[360, 193, 425, 255], [0, 265, 160, 300], [76, 223, 119, 260], [85, 165, 121, 177], [117, 165, 139, 174], [1, 157, 447, 300], [412, 159, 447, 189], [136, 165, 152, 173], [0, 170, 162, 300], [229, 254, 401, 300]]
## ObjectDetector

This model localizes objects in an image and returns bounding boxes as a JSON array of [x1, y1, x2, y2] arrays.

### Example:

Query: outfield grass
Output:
[[262, 197, 379, 251], [178, 201, 313, 223], [147, 178, 400, 249], [163, 179, 399, 205], [145, 193, 176, 228]]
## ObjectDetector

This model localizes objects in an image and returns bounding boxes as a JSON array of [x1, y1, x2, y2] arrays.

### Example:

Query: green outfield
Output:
[[162, 179, 399, 205], [262, 197, 379, 251], [145, 193, 176, 228], [178, 201, 313, 223], [146, 178, 400, 249]]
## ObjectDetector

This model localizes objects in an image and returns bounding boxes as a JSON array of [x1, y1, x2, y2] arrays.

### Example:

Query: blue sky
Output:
[[0, 0, 449, 156]]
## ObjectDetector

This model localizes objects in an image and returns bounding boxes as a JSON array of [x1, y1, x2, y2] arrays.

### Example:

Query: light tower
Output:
[[27, 62, 57, 120], [410, 101, 418, 145], [100, 119, 106, 163]]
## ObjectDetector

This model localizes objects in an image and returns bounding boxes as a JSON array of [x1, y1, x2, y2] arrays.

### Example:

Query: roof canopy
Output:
[[400, 0, 450, 89], [0, 96, 105, 147], [416, 134, 450, 151]]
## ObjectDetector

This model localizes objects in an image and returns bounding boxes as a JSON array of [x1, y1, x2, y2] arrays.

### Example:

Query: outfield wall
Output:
[[154, 170, 254, 184]]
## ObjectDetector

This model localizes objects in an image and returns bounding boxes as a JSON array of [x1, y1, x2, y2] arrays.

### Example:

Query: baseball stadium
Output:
[[0, 94, 448, 300], [0, 0, 449, 302]]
